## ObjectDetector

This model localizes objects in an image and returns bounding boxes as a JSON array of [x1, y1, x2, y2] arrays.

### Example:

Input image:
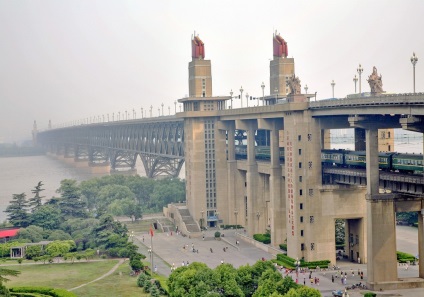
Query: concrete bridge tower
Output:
[[179, 34, 230, 230], [270, 32, 294, 99]]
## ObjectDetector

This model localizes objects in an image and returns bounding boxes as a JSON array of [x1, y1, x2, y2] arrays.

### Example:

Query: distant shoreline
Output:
[[0, 147, 45, 158]]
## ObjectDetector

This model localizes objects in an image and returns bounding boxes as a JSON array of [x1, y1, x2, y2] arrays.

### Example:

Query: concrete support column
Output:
[[226, 122, 238, 224], [246, 124, 259, 235], [419, 209, 424, 278], [269, 127, 285, 246], [366, 128, 397, 285], [366, 128, 379, 195], [367, 200, 397, 284]]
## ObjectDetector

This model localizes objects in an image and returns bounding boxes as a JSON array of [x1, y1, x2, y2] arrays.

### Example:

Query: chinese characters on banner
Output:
[[286, 131, 295, 236]]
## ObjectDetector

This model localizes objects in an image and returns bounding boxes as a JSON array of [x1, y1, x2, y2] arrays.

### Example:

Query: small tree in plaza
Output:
[[5, 193, 29, 227]]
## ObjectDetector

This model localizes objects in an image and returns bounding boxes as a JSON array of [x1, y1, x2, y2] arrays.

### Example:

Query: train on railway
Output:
[[234, 145, 424, 174]]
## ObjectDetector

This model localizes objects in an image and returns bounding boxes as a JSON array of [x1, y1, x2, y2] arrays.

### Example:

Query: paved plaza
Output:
[[133, 225, 423, 297]]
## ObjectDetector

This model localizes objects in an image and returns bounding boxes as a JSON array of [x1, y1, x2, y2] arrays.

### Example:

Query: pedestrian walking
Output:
[[210, 248, 213, 253], [332, 275, 334, 283]]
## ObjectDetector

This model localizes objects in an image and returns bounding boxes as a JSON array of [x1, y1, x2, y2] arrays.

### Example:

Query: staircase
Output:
[[178, 208, 201, 233]]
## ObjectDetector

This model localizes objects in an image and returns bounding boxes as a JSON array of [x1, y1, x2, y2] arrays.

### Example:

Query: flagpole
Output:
[[151, 232, 154, 274]]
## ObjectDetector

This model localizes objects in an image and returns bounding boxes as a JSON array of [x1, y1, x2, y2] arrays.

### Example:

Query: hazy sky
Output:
[[1, 0, 423, 143]]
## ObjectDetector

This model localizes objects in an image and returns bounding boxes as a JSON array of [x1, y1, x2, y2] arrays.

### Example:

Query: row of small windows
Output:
[[300, 243, 315, 251], [297, 134, 312, 142], [298, 215, 314, 223], [298, 162, 313, 169]]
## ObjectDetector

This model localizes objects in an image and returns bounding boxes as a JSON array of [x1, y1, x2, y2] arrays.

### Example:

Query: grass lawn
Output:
[[72, 261, 150, 297], [5, 260, 119, 290]]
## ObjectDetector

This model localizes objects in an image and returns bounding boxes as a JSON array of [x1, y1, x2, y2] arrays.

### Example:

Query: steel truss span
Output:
[[38, 119, 185, 178]]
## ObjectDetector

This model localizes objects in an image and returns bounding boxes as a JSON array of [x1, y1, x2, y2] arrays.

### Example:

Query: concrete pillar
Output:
[[367, 200, 397, 284], [226, 122, 238, 225], [246, 124, 259, 235], [366, 128, 397, 284], [419, 209, 424, 278], [355, 128, 366, 151], [366, 129, 379, 195], [269, 127, 285, 246]]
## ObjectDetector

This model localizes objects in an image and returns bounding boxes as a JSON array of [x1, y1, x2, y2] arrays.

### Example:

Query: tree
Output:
[[0, 267, 20, 285], [16, 225, 46, 242], [213, 264, 244, 296], [28, 181, 45, 212], [25, 245, 42, 260], [31, 205, 61, 230], [56, 179, 87, 219], [47, 230, 72, 241], [4, 193, 29, 227], [45, 240, 74, 258], [284, 286, 321, 297], [335, 219, 345, 246]]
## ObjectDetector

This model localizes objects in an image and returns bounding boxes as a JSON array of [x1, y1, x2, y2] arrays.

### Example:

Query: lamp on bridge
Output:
[[230, 89, 233, 109], [174, 101, 177, 114], [411, 52, 418, 93], [331, 80, 335, 98], [353, 75, 358, 93], [245, 93, 249, 107], [240, 86, 244, 108], [357, 64, 363, 94], [158, 108, 160, 117], [261, 82, 265, 106], [141, 107, 143, 119], [125, 110, 128, 120], [304, 84, 308, 94], [161, 103, 164, 116], [168, 106, 170, 115], [150, 105, 153, 117]]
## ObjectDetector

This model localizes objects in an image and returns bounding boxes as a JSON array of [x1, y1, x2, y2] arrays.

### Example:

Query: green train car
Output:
[[392, 153, 424, 173]]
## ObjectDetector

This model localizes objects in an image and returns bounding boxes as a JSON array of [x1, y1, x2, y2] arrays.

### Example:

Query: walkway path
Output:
[[68, 258, 125, 291]]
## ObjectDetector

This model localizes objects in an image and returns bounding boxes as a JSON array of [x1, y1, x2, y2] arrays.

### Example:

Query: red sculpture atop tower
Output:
[[273, 32, 288, 58], [192, 35, 205, 59]]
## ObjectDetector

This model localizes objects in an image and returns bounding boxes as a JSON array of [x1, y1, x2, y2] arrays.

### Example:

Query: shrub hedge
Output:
[[279, 244, 287, 251], [397, 251, 416, 263], [275, 254, 330, 269], [253, 233, 271, 244], [10, 287, 76, 297]]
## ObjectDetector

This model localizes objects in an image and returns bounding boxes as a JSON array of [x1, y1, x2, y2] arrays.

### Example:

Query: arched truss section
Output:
[[140, 154, 184, 178], [110, 150, 137, 171], [37, 118, 184, 178]]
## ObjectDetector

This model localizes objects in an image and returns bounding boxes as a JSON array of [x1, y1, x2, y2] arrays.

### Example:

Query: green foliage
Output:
[[56, 180, 87, 219], [397, 251, 416, 263], [284, 286, 321, 297], [335, 219, 345, 245], [275, 254, 330, 269], [364, 293, 377, 297], [9, 286, 77, 297], [279, 244, 287, 251], [0, 268, 21, 284], [28, 182, 45, 212], [5, 193, 30, 228], [253, 233, 271, 244], [30, 205, 61, 230], [214, 231, 221, 238], [45, 241, 75, 258], [396, 212, 418, 226], [16, 225, 48, 243], [0, 241, 28, 258], [47, 230, 72, 241], [137, 272, 150, 287], [25, 246, 42, 260]]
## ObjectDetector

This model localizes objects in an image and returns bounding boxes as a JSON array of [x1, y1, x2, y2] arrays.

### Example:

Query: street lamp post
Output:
[[240, 86, 244, 108], [234, 210, 238, 233], [274, 88, 278, 104], [357, 64, 363, 94], [261, 82, 265, 106], [245, 93, 249, 107], [230, 89, 233, 109], [353, 75, 358, 93], [200, 210, 204, 230], [118, 111, 120, 121], [411, 52, 418, 93], [168, 106, 170, 115], [158, 108, 160, 116], [331, 80, 336, 98], [125, 110, 128, 120], [150, 105, 153, 117], [141, 107, 143, 119], [174, 101, 177, 114], [304, 84, 308, 94], [161, 103, 164, 116]]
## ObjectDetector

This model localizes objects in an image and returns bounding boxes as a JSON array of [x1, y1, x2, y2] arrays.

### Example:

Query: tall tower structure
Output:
[[32, 120, 38, 146], [179, 34, 230, 230], [189, 34, 212, 97], [270, 32, 295, 97]]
